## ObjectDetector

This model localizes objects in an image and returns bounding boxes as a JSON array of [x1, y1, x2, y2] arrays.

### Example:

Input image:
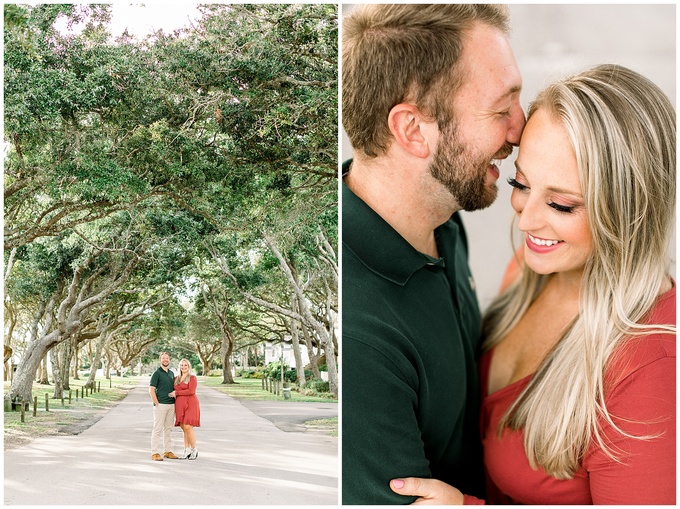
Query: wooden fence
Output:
[[4, 381, 104, 423]]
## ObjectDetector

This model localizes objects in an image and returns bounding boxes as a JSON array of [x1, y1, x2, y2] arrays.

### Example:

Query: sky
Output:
[[108, 3, 200, 37], [51, 3, 201, 38]]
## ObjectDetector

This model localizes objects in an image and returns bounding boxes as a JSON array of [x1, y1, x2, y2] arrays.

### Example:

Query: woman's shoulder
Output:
[[606, 290, 676, 387]]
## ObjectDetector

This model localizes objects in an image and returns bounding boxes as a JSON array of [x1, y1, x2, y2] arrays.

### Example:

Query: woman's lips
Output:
[[525, 233, 564, 253]]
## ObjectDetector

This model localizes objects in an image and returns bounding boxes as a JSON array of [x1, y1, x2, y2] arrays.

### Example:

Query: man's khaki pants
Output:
[[151, 403, 175, 454]]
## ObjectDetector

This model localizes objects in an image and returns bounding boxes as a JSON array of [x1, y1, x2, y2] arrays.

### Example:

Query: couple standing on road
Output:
[[149, 352, 202, 461]]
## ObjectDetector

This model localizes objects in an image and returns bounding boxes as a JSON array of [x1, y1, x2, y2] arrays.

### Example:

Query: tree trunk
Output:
[[301, 321, 322, 379], [85, 331, 108, 389], [59, 339, 73, 391], [200, 282, 236, 384], [290, 297, 306, 387], [221, 331, 235, 384], [51, 346, 64, 399], [37, 356, 50, 385], [72, 343, 80, 379], [104, 355, 111, 380], [8, 327, 61, 402], [264, 235, 338, 396], [3, 345, 12, 382], [321, 334, 338, 397]]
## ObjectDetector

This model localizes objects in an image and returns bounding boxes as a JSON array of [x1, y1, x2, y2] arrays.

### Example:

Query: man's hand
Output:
[[390, 477, 465, 505], [149, 386, 158, 406]]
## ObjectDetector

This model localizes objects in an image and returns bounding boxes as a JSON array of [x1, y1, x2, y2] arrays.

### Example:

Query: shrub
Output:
[[237, 368, 264, 379], [309, 379, 330, 393]]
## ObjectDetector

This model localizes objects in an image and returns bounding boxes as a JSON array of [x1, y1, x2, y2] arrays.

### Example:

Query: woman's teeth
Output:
[[528, 234, 561, 247]]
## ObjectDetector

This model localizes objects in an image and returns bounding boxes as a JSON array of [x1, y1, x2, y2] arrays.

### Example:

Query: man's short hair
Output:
[[343, 4, 510, 157]]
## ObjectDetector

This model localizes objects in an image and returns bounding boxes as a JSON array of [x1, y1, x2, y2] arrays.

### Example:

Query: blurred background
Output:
[[340, 4, 676, 311]]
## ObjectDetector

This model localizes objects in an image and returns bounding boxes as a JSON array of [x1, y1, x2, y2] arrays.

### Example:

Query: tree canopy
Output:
[[4, 4, 338, 401]]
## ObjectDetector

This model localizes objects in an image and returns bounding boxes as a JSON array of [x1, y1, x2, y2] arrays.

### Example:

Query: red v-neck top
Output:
[[472, 285, 676, 505]]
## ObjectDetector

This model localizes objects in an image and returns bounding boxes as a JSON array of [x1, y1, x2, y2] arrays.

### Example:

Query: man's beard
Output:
[[428, 121, 511, 211]]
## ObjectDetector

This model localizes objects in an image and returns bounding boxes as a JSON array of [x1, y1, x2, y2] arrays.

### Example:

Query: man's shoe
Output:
[[151, 453, 163, 461], [163, 451, 179, 459]]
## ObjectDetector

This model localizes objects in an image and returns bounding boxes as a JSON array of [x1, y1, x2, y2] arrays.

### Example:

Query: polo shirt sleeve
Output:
[[342, 331, 431, 505], [150, 370, 159, 388]]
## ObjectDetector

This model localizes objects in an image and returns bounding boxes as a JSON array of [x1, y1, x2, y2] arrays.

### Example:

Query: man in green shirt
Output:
[[342, 5, 525, 504], [149, 352, 178, 460]]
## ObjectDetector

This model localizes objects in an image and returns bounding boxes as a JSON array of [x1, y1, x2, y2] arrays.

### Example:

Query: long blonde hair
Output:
[[175, 358, 193, 385], [483, 64, 676, 479]]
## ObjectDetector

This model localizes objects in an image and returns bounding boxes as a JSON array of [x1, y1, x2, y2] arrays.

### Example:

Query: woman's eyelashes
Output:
[[547, 201, 575, 214], [507, 177, 576, 214], [507, 177, 527, 191]]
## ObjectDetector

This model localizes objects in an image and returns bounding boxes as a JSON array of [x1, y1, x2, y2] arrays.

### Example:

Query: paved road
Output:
[[4, 382, 338, 505]]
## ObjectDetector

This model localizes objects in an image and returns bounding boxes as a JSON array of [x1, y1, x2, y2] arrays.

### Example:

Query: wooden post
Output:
[[33, 396, 37, 417], [20, 401, 25, 423], [61, 394, 65, 406], [45, 393, 49, 412], [262, 377, 265, 390], [68, 390, 72, 404], [98, 381, 101, 392]]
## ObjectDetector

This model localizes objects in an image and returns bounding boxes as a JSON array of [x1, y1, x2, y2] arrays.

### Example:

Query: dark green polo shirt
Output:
[[341, 174, 485, 504], [150, 367, 176, 405]]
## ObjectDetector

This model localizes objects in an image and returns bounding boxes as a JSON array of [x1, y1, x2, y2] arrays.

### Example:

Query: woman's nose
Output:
[[516, 195, 544, 232]]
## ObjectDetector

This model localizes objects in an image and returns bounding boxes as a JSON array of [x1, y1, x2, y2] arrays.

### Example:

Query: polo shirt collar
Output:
[[343, 178, 456, 286]]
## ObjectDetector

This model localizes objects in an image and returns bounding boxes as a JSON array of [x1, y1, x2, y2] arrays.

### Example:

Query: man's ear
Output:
[[387, 103, 435, 159]]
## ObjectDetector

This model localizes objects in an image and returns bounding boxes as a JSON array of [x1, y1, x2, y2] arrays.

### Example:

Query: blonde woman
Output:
[[169, 359, 201, 460], [390, 65, 675, 504]]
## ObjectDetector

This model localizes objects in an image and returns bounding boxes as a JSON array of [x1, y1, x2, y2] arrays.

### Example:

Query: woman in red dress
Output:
[[169, 359, 201, 459]]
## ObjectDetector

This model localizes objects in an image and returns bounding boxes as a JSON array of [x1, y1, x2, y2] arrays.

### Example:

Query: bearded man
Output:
[[341, 4, 525, 504]]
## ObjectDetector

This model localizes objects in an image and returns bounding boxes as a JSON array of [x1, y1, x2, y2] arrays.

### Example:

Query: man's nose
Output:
[[507, 104, 526, 146]]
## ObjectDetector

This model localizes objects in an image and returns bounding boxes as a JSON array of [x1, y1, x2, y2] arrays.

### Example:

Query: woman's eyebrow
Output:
[[514, 161, 583, 198]]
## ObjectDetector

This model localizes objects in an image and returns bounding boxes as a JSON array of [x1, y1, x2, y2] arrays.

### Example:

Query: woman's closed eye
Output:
[[507, 177, 528, 191], [509, 177, 577, 214], [548, 201, 575, 214]]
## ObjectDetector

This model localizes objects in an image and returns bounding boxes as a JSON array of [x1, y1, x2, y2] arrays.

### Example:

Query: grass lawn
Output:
[[4, 376, 140, 449], [199, 376, 338, 437], [199, 375, 338, 404], [305, 417, 338, 437], [5, 374, 338, 446]]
